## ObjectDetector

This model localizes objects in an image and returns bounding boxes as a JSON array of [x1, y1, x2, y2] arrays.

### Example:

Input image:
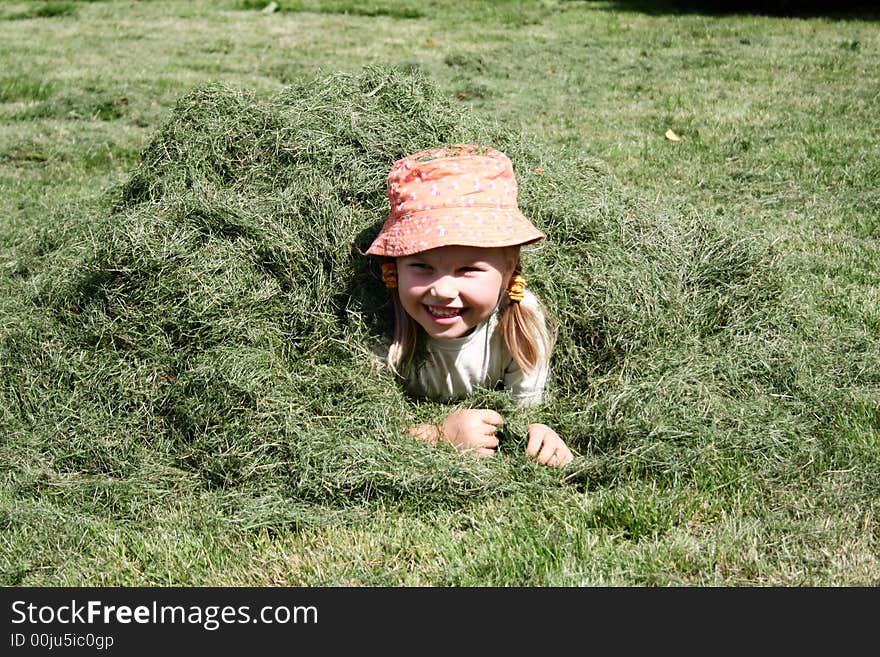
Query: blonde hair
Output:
[[384, 253, 557, 380]]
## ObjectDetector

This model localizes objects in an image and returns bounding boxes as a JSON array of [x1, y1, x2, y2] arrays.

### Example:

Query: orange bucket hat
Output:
[[366, 144, 545, 257]]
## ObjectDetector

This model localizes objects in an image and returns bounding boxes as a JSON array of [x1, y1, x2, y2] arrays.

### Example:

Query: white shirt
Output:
[[404, 291, 549, 406]]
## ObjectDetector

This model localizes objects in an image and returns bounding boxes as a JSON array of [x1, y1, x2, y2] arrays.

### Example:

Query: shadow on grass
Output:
[[597, 0, 880, 19]]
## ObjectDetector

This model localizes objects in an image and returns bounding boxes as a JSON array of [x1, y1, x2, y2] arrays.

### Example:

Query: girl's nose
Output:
[[429, 277, 457, 300]]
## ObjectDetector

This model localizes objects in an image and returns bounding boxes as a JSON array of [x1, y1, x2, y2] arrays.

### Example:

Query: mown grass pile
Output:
[[3, 65, 874, 574], [4, 66, 530, 514]]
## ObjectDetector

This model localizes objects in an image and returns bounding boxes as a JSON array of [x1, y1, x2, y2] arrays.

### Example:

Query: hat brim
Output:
[[365, 208, 546, 257]]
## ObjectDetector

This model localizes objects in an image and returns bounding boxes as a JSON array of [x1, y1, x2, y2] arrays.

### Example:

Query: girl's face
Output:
[[396, 245, 516, 340]]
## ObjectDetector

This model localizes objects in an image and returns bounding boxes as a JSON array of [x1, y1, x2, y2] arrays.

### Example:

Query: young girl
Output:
[[366, 144, 574, 468]]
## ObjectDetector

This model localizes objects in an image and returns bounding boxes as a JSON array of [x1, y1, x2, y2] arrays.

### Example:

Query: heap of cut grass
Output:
[[4, 66, 558, 515], [3, 65, 797, 525]]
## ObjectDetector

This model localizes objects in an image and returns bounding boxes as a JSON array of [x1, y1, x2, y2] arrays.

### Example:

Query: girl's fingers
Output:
[[472, 447, 496, 458], [478, 409, 504, 427], [552, 447, 573, 467], [526, 430, 544, 457], [536, 439, 556, 464], [481, 422, 501, 438]]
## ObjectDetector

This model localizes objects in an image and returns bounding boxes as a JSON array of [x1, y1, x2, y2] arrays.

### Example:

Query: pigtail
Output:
[[500, 264, 557, 377], [387, 291, 419, 378]]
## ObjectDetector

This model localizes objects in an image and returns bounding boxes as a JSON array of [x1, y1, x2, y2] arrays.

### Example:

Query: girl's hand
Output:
[[440, 408, 502, 457], [526, 423, 573, 467], [407, 409, 503, 457]]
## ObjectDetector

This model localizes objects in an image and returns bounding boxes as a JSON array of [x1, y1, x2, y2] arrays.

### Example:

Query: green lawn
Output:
[[1, 0, 878, 586]]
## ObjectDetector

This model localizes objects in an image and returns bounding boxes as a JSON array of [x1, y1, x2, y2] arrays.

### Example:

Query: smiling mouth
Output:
[[425, 305, 464, 319]]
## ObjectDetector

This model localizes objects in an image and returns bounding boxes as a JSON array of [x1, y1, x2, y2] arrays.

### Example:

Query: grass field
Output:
[[1, 0, 878, 586]]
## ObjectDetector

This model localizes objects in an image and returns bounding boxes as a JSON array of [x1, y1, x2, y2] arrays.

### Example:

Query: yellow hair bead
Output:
[[381, 262, 398, 288], [508, 274, 526, 302]]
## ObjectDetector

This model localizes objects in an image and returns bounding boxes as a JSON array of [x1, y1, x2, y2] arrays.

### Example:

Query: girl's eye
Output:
[[408, 262, 431, 271], [459, 266, 482, 273]]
